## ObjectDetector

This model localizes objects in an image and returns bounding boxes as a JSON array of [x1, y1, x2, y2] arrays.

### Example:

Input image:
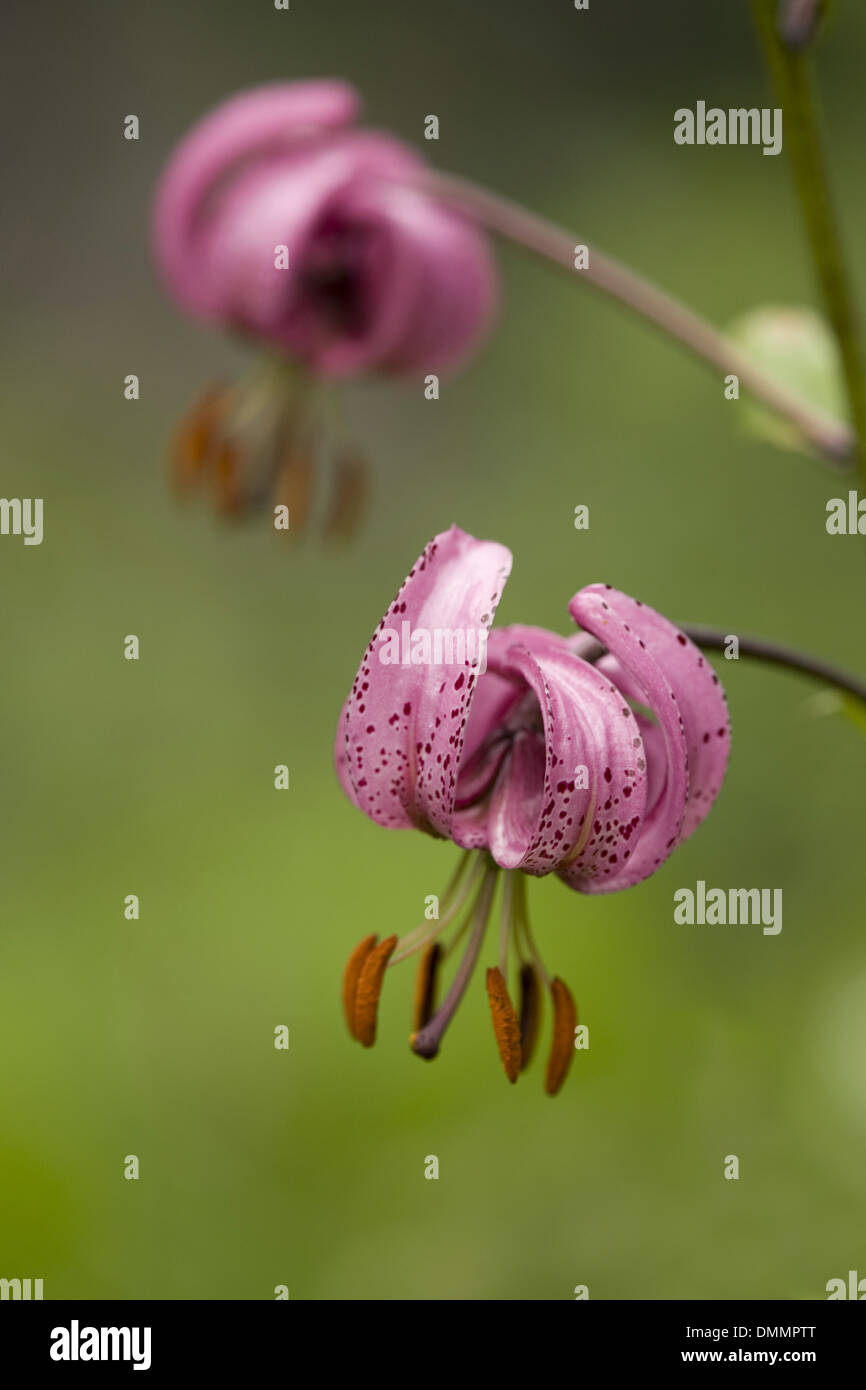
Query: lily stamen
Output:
[[545, 979, 578, 1097], [412, 942, 443, 1034], [512, 871, 551, 990], [388, 852, 483, 966], [511, 869, 578, 1094], [341, 933, 378, 1042], [411, 865, 498, 1060], [172, 385, 228, 495], [353, 934, 398, 1048], [518, 963, 541, 1072], [498, 870, 514, 977], [171, 358, 313, 521], [485, 966, 522, 1083]]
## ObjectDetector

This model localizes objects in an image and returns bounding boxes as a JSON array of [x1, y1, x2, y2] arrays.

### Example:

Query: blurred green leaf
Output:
[[841, 693, 866, 734], [727, 304, 848, 453]]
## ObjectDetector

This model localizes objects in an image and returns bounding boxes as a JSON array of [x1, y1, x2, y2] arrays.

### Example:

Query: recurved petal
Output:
[[450, 623, 580, 854], [483, 643, 648, 879], [153, 81, 359, 315], [197, 133, 421, 340], [486, 730, 546, 868], [336, 526, 512, 835], [453, 627, 559, 779], [321, 179, 498, 375], [569, 586, 730, 887]]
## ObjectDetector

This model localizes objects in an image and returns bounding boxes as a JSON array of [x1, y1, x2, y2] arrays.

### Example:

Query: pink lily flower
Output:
[[336, 526, 730, 1093], [152, 81, 497, 526]]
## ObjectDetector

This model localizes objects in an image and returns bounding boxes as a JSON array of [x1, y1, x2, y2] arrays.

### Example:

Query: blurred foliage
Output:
[[728, 304, 847, 452]]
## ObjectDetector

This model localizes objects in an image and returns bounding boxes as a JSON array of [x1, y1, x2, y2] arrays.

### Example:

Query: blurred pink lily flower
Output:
[[336, 526, 730, 1093], [153, 81, 497, 528]]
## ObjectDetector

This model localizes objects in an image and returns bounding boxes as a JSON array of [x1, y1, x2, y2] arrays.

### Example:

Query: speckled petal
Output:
[[567, 585, 730, 889], [452, 627, 580, 856], [485, 729, 547, 867], [486, 643, 649, 879], [336, 526, 512, 834]]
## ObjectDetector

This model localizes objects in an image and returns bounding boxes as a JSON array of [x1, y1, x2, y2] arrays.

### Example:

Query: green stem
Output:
[[751, 0, 866, 478]]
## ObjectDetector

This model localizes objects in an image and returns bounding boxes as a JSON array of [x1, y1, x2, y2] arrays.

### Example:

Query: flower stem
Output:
[[680, 625, 866, 708], [751, 0, 866, 478], [417, 168, 853, 467], [582, 625, 866, 705], [583, 631, 866, 711]]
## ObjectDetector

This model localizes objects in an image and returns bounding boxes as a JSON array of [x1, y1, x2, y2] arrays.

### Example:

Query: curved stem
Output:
[[751, 0, 866, 479], [415, 168, 854, 467], [679, 625, 866, 707], [581, 624, 866, 706]]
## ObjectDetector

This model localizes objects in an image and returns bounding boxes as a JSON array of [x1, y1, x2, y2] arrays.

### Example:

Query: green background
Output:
[[1, 0, 865, 1299]]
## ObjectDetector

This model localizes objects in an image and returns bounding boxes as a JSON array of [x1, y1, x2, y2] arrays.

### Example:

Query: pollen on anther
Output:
[[413, 942, 442, 1034], [354, 935, 398, 1048], [486, 967, 522, 1084], [518, 963, 541, 1071], [544, 978, 578, 1097], [342, 933, 378, 1041]]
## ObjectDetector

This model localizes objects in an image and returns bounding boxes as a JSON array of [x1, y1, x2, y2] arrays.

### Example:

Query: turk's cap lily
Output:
[[336, 525, 730, 891], [153, 80, 498, 377], [335, 527, 730, 1092]]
